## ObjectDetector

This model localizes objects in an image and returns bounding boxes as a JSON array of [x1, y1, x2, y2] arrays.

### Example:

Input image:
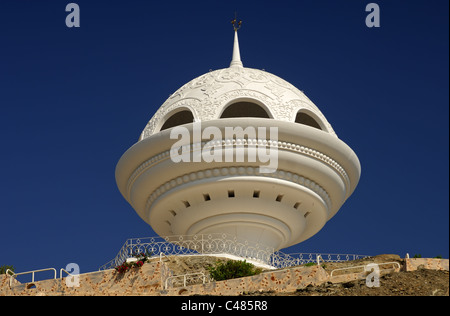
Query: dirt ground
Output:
[[252, 254, 449, 296], [244, 269, 449, 296]]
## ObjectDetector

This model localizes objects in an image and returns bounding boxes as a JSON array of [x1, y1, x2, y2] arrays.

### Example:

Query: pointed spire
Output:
[[230, 31, 243, 68], [230, 15, 243, 68]]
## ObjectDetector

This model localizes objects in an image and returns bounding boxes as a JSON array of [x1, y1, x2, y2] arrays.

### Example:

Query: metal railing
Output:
[[330, 261, 401, 277], [99, 234, 274, 270], [294, 252, 369, 263], [99, 234, 370, 271], [164, 272, 207, 289], [159, 252, 170, 262], [6, 268, 57, 287], [60, 268, 76, 279], [4, 234, 370, 288]]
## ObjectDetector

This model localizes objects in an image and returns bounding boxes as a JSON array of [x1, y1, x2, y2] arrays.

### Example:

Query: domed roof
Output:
[[140, 31, 336, 140]]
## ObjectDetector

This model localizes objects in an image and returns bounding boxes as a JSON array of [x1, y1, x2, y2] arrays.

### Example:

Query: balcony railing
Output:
[[99, 234, 369, 271]]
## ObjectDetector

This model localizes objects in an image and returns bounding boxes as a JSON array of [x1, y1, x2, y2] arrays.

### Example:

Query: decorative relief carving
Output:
[[187, 72, 213, 90], [194, 98, 218, 121], [215, 89, 276, 117], [216, 68, 244, 86], [140, 67, 336, 138], [200, 82, 223, 97], [141, 98, 202, 138], [242, 68, 270, 84]]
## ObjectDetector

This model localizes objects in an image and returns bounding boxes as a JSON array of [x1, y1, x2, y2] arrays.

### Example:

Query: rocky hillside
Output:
[[161, 254, 449, 296], [245, 269, 449, 296]]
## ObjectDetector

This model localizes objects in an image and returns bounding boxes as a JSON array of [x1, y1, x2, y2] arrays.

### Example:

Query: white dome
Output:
[[140, 33, 335, 139]]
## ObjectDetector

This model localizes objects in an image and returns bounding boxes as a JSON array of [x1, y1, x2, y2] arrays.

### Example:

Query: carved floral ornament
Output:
[[140, 67, 336, 139]]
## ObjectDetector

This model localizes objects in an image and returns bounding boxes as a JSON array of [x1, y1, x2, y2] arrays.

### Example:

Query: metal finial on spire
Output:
[[230, 15, 243, 68], [231, 12, 242, 32]]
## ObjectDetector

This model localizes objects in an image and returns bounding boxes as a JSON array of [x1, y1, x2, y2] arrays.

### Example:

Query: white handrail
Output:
[[60, 268, 73, 279], [159, 252, 170, 262], [5, 268, 15, 286], [6, 267, 57, 287], [330, 262, 401, 277], [316, 254, 323, 266], [165, 272, 206, 289]]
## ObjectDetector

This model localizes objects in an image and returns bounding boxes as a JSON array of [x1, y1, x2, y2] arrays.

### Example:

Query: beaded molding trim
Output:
[[126, 139, 350, 198]]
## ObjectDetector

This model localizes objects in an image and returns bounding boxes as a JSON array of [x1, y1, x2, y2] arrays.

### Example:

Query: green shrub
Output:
[[208, 260, 262, 281], [0, 265, 14, 275], [303, 262, 326, 268]]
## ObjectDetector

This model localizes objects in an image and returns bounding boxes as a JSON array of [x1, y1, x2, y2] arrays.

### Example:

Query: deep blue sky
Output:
[[1, 0, 448, 276]]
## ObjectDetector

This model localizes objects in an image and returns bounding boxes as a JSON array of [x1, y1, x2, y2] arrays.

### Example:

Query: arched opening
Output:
[[220, 102, 270, 119], [295, 112, 323, 130], [160, 110, 194, 131]]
